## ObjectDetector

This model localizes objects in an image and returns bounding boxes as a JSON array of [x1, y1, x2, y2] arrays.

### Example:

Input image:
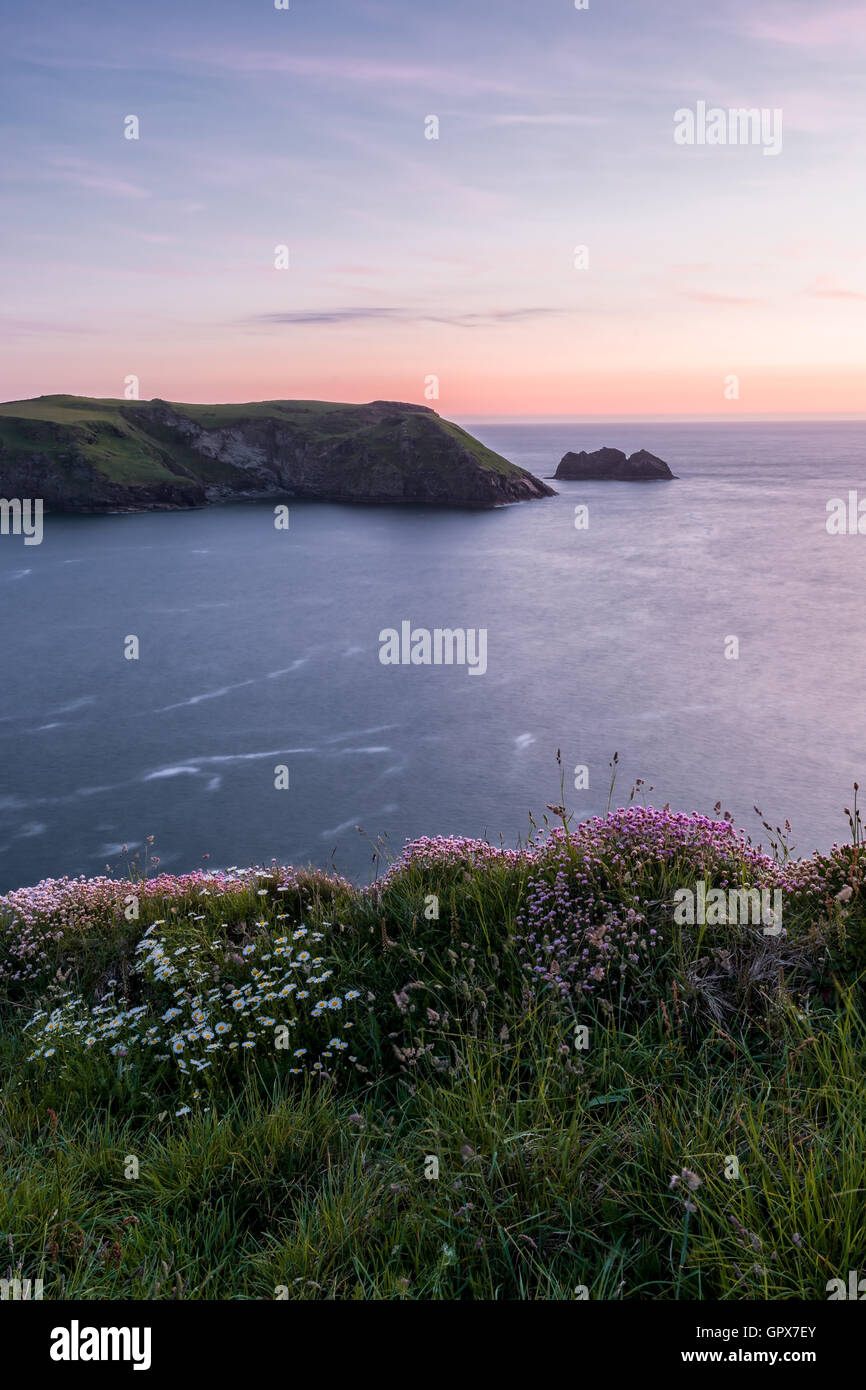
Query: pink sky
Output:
[[2, 0, 865, 418]]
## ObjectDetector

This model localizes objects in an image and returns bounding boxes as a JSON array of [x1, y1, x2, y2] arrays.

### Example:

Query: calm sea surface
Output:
[[1, 420, 865, 892]]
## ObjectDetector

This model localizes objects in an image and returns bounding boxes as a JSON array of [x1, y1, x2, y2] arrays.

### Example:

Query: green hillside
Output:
[[0, 394, 545, 509]]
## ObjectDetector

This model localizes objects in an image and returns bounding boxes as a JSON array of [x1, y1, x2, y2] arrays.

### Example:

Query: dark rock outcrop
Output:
[[553, 447, 677, 481]]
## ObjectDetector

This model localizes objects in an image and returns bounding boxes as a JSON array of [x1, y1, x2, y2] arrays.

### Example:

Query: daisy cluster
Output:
[[0, 863, 350, 989], [23, 915, 362, 1101]]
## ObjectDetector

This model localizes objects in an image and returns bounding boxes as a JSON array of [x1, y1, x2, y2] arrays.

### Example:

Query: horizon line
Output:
[[460, 412, 866, 424]]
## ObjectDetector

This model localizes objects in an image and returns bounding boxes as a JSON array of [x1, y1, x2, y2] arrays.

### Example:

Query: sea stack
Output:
[[554, 447, 677, 481]]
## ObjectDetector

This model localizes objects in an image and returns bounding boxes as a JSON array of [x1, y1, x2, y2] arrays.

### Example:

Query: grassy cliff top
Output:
[[0, 394, 523, 484]]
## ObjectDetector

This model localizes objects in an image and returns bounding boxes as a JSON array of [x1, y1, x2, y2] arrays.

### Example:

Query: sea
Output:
[[1, 419, 864, 893]]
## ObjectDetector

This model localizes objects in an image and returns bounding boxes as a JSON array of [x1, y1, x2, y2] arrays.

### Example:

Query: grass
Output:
[[1, 789, 864, 1301]]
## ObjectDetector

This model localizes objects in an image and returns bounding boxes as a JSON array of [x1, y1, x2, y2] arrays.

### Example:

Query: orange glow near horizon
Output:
[[7, 353, 866, 421]]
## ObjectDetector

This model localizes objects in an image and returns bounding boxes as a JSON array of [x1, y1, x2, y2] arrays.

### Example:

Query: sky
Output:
[[1, 0, 865, 418]]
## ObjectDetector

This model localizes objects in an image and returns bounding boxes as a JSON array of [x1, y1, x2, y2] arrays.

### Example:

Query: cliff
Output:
[[0, 395, 556, 512]]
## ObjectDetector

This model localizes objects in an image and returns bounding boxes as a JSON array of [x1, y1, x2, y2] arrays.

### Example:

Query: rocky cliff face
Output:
[[554, 447, 677, 481], [0, 396, 555, 512]]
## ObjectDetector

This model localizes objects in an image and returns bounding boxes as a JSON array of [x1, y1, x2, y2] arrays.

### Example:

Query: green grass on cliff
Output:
[[0, 395, 525, 490], [0, 399, 199, 489], [1, 790, 864, 1301]]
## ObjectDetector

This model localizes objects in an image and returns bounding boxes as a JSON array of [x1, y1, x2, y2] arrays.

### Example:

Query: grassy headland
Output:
[[0, 395, 553, 510]]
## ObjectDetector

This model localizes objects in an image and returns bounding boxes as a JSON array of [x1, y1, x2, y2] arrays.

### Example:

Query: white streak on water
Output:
[[156, 659, 309, 711], [14, 822, 46, 839], [320, 804, 398, 839], [333, 746, 391, 756]]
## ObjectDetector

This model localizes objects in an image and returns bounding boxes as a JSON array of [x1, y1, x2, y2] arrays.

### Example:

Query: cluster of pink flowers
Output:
[[378, 833, 525, 884], [547, 806, 798, 887], [0, 807, 838, 994], [514, 806, 832, 1000]]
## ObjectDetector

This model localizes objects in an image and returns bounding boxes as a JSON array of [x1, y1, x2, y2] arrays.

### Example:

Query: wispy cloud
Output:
[[743, 5, 866, 49], [241, 307, 562, 329], [681, 291, 766, 306], [44, 156, 149, 200], [186, 48, 528, 96], [805, 278, 866, 301], [483, 113, 606, 128], [0, 318, 97, 337], [246, 308, 400, 327]]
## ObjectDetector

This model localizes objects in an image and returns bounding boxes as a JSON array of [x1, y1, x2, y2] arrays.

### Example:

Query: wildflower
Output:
[[176, 1106, 191, 1117], [670, 1168, 702, 1192]]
